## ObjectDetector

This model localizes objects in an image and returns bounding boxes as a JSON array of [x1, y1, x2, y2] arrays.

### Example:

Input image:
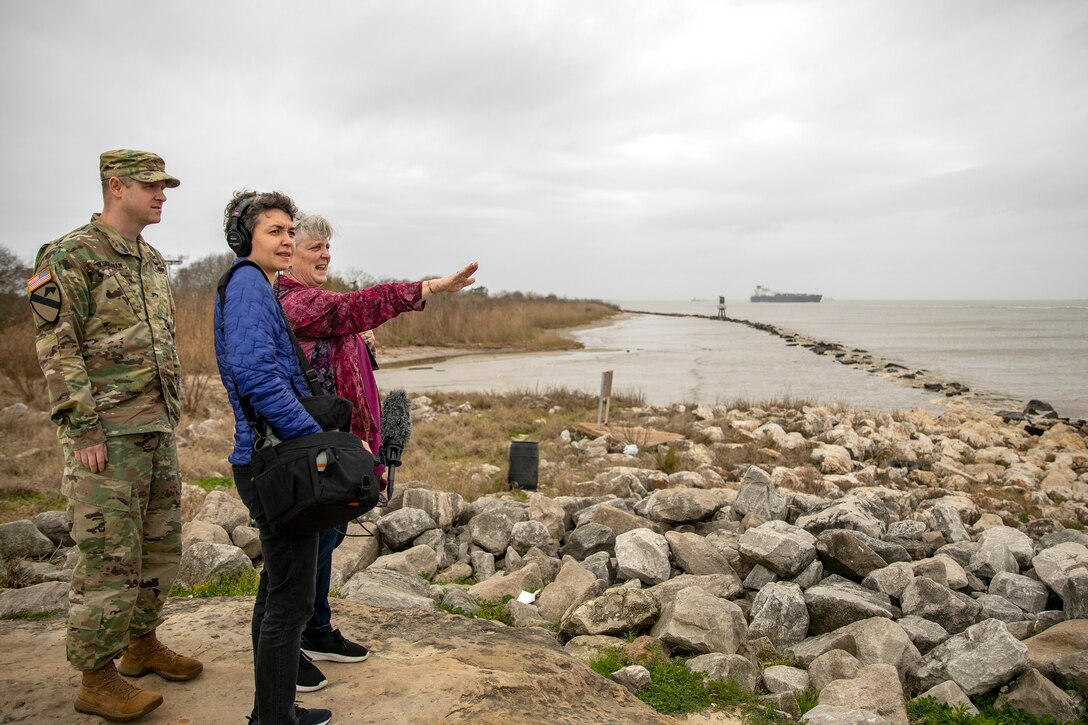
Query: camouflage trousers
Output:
[[63, 431, 181, 672]]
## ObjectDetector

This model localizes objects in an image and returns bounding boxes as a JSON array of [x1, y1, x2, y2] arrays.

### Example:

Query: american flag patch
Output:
[[26, 268, 52, 293]]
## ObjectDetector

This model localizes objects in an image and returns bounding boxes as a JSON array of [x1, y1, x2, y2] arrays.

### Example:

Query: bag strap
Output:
[[215, 260, 327, 433]]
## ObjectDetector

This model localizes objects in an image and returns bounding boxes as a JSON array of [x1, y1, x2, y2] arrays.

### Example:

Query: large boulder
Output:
[[528, 493, 568, 540], [615, 529, 671, 586], [900, 577, 981, 635], [562, 589, 659, 637], [377, 507, 438, 551], [1022, 619, 1088, 679], [911, 618, 1028, 695], [816, 529, 888, 581], [330, 520, 381, 588], [738, 520, 817, 578], [747, 582, 809, 649], [647, 574, 744, 609], [0, 520, 55, 560], [537, 560, 599, 623], [468, 507, 526, 555], [32, 511, 73, 548], [401, 489, 464, 531], [650, 587, 747, 655], [509, 520, 558, 557], [732, 466, 787, 521], [341, 568, 435, 609], [978, 526, 1035, 570], [369, 544, 439, 579], [182, 519, 231, 550], [808, 649, 862, 692], [795, 498, 885, 539], [0, 580, 69, 617], [664, 531, 735, 576], [805, 579, 899, 635], [194, 490, 250, 533], [1032, 542, 1088, 603], [819, 664, 908, 725], [838, 617, 923, 678], [561, 523, 616, 560], [467, 562, 543, 604], [687, 653, 760, 691], [176, 542, 253, 588], [583, 505, 659, 538], [988, 572, 1050, 614], [997, 668, 1080, 723], [641, 488, 729, 524]]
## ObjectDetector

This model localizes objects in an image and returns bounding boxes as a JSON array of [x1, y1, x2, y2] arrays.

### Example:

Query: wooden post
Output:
[[597, 370, 614, 427]]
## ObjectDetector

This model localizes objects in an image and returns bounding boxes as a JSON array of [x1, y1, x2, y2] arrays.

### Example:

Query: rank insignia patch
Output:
[[28, 270, 62, 323]]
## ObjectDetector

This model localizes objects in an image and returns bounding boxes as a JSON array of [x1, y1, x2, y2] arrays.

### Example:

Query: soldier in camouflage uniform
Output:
[[30, 150, 202, 722]]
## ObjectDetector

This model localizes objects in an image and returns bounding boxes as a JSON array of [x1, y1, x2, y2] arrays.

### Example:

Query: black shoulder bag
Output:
[[217, 261, 380, 535]]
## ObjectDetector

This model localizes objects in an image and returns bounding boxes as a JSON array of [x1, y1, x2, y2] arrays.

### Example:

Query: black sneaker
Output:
[[296, 651, 328, 692], [301, 629, 370, 664], [295, 704, 332, 725]]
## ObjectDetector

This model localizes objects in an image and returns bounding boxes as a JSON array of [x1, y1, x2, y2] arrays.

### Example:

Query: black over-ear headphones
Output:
[[225, 197, 255, 257]]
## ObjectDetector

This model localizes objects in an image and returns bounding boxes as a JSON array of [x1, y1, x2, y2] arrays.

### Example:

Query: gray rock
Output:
[[12, 560, 70, 585], [861, 561, 914, 600], [665, 530, 736, 576], [687, 653, 760, 691], [901, 577, 982, 634], [528, 492, 568, 540], [820, 664, 908, 725], [743, 563, 778, 591], [537, 559, 598, 623], [434, 562, 473, 585], [762, 665, 809, 694], [978, 526, 1035, 569], [642, 488, 730, 524], [370, 544, 439, 578], [647, 573, 744, 610], [561, 522, 616, 560], [997, 667, 1080, 723], [378, 507, 438, 551], [733, 465, 787, 521], [341, 568, 435, 609], [563, 634, 625, 663], [809, 649, 861, 692], [787, 630, 857, 666], [504, 599, 549, 628], [805, 579, 899, 635], [795, 497, 885, 539], [748, 581, 809, 648], [976, 594, 1026, 623], [1063, 573, 1088, 619], [816, 529, 888, 581], [928, 502, 971, 544], [467, 507, 526, 555], [0, 519, 55, 559], [802, 704, 883, 724], [792, 559, 825, 589], [231, 525, 261, 559], [582, 504, 659, 538], [563, 588, 659, 637], [509, 520, 558, 557], [886, 520, 926, 539], [615, 528, 671, 585], [918, 681, 978, 716], [32, 510, 73, 548], [401, 488, 463, 531], [912, 555, 969, 590], [738, 520, 817, 578], [650, 586, 747, 655], [839, 616, 923, 678], [182, 519, 230, 550], [470, 550, 495, 581], [610, 665, 651, 694], [988, 571, 1050, 613], [439, 586, 480, 615], [467, 562, 543, 604], [580, 550, 614, 584], [1053, 650, 1088, 698], [911, 618, 1029, 695], [329, 520, 380, 589], [969, 539, 1019, 580], [0, 580, 69, 617], [194, 489, 250, 533], [897, 615, 949, 655], [176, 542, 253, 588]]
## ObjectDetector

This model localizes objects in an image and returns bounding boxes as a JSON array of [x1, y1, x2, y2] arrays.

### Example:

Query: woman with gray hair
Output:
[[276, 213, 477, 692]]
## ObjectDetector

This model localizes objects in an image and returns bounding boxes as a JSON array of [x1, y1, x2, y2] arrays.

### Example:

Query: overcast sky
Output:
[[3, 1, 1086, 300]]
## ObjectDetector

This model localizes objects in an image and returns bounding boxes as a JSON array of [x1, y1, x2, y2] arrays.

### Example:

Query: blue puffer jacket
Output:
[[214, 259, 322, 466]]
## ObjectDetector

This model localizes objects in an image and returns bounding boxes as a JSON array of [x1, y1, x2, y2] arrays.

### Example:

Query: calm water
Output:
[[374, 299, 1088, 418]]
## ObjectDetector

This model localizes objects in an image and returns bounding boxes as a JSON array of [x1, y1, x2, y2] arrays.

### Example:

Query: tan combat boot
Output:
[[75, 660, 163, 721], [118, 629, 204, 681]]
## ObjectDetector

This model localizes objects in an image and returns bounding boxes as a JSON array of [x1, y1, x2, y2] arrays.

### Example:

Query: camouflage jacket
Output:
[[31, 214, 181, 447]]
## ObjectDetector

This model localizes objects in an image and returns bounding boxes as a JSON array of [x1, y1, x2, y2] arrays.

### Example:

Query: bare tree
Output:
[[0, 244, 31, 296], [172, 252, 236, 297]]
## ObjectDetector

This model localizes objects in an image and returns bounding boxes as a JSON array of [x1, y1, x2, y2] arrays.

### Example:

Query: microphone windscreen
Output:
[[380, 388, 412, 448]]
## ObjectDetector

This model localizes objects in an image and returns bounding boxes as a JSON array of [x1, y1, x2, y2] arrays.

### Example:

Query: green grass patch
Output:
[[1, 608, 60, 621], [436, 595, 514, 626], [907, 694, 1088, 725], [170, 570, 260, 598], [0, 488, 66, 523], [191, 477, 234, 492]]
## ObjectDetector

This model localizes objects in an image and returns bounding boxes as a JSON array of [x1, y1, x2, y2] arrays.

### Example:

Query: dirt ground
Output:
[[0, 597, 741, 725]]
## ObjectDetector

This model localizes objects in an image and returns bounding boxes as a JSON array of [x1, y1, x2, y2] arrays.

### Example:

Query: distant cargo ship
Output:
[[750, 285, 822, 303]]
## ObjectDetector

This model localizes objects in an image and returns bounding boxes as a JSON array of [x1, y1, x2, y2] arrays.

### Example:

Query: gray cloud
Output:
[[2, 0, 1085, 300]]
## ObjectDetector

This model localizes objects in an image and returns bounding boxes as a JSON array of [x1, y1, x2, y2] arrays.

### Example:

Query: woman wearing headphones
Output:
[[213, 190, 330, 725]]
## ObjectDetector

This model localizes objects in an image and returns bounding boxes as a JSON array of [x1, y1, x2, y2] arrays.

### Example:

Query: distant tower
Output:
[[717, 295, 726, 319]]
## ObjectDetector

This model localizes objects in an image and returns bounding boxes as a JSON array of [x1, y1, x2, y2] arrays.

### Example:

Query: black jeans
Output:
[[234, 465, 319, 725]]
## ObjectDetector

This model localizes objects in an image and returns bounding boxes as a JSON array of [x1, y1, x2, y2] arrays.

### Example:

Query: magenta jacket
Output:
[[275, 274, 424, 460]]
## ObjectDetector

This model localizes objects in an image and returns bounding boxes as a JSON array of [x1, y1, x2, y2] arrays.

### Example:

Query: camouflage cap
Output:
[[99, 149, 180, 188]]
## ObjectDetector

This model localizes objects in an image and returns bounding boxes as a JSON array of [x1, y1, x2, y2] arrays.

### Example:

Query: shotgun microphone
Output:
[[379, 389, 412, 500]]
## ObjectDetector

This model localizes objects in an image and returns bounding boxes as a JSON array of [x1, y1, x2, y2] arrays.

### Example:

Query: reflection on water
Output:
[[375, 312, 946, 413]]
